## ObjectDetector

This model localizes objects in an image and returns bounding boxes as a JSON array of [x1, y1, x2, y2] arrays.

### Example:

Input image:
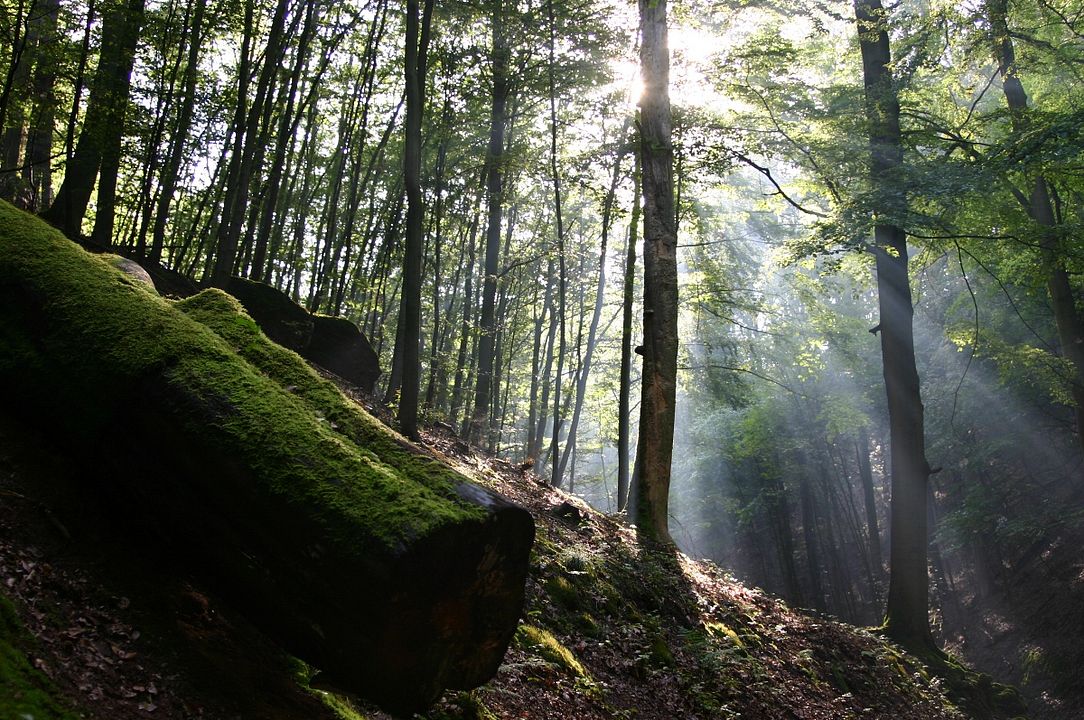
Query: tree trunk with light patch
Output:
[[854, 0, 934, 653], [631, 0, 678, 543]]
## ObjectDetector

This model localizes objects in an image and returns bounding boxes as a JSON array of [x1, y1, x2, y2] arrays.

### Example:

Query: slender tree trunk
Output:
[[617, 150, 640, 513], [0, 0, 32, 182], [857, 430, 885, 581], [546, 0, 569, 486], [854, 0, 934, 652], [19, 0, 59, 211], [532, 263, 559, 471], [469, 0, 509, 446], [799, 473, 827, 612], [424, 96, 452, 408], [558, 124, 631, 479], [65, 0, 95, 166], [631, 0, 678, 542], [526, 257, 554, 464], [396, 0, 434, 438]]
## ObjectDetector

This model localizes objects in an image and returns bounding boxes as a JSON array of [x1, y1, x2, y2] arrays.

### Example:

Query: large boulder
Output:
[[0, 201, 534, 715], [226, 275, 313, 352], [104, 254, 157, 291], [223, 277, 381, 392], [306, 313, 382, 392]]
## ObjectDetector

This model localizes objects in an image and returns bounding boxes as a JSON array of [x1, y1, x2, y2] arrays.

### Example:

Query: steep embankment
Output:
[[1, 404, 1000, 720]]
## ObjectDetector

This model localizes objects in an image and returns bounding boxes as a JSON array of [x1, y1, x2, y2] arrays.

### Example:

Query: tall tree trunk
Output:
[[18, 0, 59, 210], [854, 0, 934, 652], [469, 0, 509, 446], [526, 256, 554, 464], [856, 430, 885, 583], [41, 0, 144, 241], [65, 0, 96, 165], [449, 187, 483, 424], [799, 472, 827, 612], [396, 0, 434, 438], [631, 0, 678, 542], [617, 150, 640, 513], [0, 0, 32, 180], [547, 0, 568, 486]]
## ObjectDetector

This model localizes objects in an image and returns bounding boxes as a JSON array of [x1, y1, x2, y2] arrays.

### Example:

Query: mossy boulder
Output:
[[105, 254, 156, 291], [306, 313, 381, 392], [226, 275, 314, 351], [223, 277, 381, 392], [0, 201, 534, 715]]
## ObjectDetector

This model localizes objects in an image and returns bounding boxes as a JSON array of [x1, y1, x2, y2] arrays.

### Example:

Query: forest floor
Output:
[[0, 384, 1021, 720]]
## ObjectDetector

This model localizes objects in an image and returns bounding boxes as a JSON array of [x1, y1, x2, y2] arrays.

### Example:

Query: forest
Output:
[[1, 0, 1083, 717]]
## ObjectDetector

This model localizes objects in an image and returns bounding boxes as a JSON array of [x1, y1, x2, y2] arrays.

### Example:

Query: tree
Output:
[[40, 0, 146, 240], [631, 0, 678, 542], [985, 0, 1084, 464], [853, 0, 934, 653], [469, 0, 510, 446], [397, 0, 435, 438]]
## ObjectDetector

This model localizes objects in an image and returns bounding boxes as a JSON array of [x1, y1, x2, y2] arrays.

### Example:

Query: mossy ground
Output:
[[0, 594, 77, 720]]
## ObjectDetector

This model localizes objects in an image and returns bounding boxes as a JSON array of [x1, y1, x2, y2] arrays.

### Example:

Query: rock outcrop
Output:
[[0, 201, 534, 714]]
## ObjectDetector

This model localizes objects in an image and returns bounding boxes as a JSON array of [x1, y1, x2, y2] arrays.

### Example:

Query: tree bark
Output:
[[41, 0, 145, 241], [469, 0, 509, 446], [547, 0, 568, 485], [854, 0, 934, 652], [631, 0, 678, 542], [617, 149, 640, 513], [397, 0, 434, 438], [856, 430, 885, 583]]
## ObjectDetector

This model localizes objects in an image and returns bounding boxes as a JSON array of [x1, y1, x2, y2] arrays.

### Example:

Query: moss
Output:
[[648, 634, 676, 667], [544, 575, 583, 612], [174, 288, 478, 509], [574, 612, 602, 638], [514, 624, 587, 679], [890, 643, 1027, 720], [453, 691, 499, 720], [288, 656, 368, 720], [704, 621, 746, 654], [0, 201, 484, 556], [0, 594, 79, 720]]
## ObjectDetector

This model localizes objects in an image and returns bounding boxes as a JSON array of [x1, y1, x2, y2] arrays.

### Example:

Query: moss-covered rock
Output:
[[105, 254, 157, 291], [0, 201, 534, 715], [226, 275, 314, 351]]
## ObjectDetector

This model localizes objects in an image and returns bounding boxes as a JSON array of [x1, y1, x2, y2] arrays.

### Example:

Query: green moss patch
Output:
[[0, 594, 78, 720], [0, 202, 483, 553], [514, 624, 588, 679], [175, 288, 478, 507]]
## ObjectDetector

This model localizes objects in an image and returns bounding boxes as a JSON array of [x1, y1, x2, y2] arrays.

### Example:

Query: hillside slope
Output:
[[1, 396, 1019, 720], [0, 202, 1016, 720]]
